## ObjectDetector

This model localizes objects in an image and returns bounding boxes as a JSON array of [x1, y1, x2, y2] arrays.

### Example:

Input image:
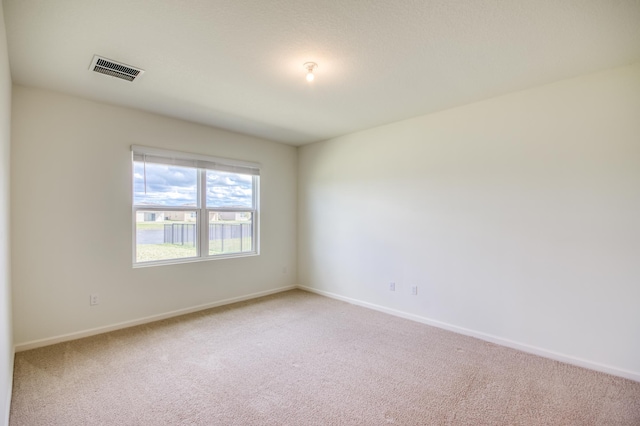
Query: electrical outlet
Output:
[[411, 286, 418, 296], [90, 294, 100, 306], [389, 282, 396, 291]]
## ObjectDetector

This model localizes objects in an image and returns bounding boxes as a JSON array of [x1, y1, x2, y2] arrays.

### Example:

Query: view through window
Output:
[[132, 146, 259, 265]]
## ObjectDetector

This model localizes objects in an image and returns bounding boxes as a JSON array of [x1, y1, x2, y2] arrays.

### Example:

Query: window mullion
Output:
[[199, 168, 208, 257], [253, 175, 259, 254]]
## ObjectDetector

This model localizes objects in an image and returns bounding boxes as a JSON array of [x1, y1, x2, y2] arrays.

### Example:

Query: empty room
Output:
[[1, 0, 640, 424]]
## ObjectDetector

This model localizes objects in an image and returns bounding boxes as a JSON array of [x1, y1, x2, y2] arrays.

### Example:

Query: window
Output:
[[132, 145, 259, 266]]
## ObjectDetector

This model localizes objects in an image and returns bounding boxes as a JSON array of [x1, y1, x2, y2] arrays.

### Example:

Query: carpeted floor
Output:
[[9, 289, 640, 425]]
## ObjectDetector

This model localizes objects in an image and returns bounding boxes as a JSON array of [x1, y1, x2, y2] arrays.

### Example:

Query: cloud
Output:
[[134, 163, 197, 206], [206, 170, 253, 208], [133, 163, 253, 208]]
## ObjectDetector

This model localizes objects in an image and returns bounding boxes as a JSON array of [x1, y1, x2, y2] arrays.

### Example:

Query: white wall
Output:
[[11, 86, 297, 346], [0, 3, 13, 423], [298, 63, 640, 379]]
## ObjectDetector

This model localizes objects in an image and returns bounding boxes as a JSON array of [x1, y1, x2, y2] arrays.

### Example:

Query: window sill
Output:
[[132, 251, 259, 268]]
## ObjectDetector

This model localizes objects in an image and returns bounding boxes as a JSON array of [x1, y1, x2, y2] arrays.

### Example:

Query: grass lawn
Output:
[[137, 238, 253, 262], [136, 243, 197, 263], [209, 237, 252, 255]]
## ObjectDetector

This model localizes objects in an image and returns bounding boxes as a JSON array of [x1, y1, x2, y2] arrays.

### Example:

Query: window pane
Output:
[[208, 211, 253, 255], [206, 170, 253, 208], [134, 162, 197, 207], [136, 210, 198, 262]]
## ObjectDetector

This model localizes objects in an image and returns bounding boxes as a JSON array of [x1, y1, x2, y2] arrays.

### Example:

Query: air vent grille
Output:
[[89, 56, 144, 82]]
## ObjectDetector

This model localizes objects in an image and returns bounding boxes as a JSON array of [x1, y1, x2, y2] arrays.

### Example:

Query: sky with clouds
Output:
[[133, 163, 253, 208]]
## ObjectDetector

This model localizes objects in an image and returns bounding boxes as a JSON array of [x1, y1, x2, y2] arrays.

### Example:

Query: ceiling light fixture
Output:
[[304, 62, 318, 82]]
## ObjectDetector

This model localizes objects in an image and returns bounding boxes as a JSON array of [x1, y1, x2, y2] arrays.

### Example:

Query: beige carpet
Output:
[[9, 289, 640, 425]]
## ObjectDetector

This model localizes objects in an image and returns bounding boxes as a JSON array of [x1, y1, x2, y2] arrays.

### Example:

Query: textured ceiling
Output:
[[4, 0, 640, 145]]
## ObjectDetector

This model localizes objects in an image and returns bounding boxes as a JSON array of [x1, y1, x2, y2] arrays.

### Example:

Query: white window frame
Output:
[[132, 145, 260, 267]]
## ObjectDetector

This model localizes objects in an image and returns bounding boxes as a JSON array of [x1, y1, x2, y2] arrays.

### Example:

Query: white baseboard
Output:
[[14, 284, 640, 383], [15, 286, 296, 352], [298, 285, 640, 383]]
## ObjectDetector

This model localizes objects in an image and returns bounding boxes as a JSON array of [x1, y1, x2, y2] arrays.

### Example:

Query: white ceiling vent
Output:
[[89, 55, 144, 82]]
